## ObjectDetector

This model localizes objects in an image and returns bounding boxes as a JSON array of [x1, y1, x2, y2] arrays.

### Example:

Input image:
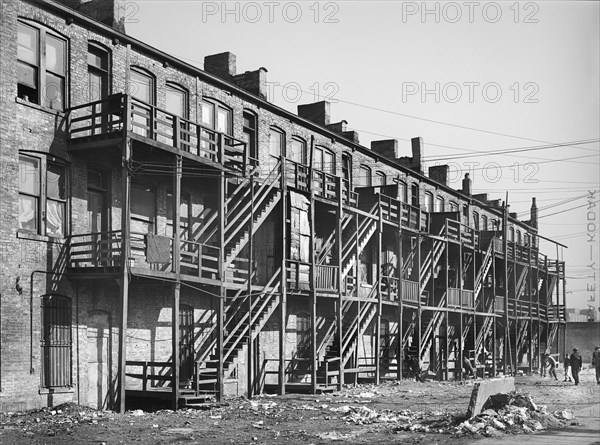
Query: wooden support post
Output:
[[336, 177, 344, 389], [171, 155, 182, 411], [502, 205, 509, 375], [491, 242, 497, 378], [561, 263, 567, 359], [397, 219, 403, 381], [310, 178, 317, 394], [512, 257, 518, 374], [375, 199, 382, 385], [217, 168, 225, 402], [117, 96, 131, 414], [279, 159, 287, 395], [458, 236, 464, 380], [416, 234, 422, 362], [444, 237, 449, 380], [247, 173, 255, 399]]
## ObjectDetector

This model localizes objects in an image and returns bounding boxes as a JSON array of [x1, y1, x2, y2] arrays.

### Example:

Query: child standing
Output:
[[563, 354, 572, 382]]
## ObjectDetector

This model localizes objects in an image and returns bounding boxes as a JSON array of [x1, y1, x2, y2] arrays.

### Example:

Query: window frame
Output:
[[375, 171, 386, 187], [358, 164, 372, 187], [398, 181, 408, 203], [314, 146, 336, 175], [40, 294, 72, 389], [424, 191, 434, 212], [17, 20, 68, 111], [290, 136, 307, 165], [18, 153, 68, 238], [435, 195, 445, 212], [410, 183, 419, 207], [87, 41, 111, 102], [165, 82, 189, 119], [201, 97, 232, 136], [130, 66, 155, 104], [242, 110, 258, 162], [268, 127, 285, 159]]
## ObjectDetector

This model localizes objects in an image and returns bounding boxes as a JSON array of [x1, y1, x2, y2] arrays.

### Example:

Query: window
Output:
[[342, 153, 352, 184], [482, 215, 488, 231], [450, 201, 459, 212], [200, 98, 232, 159], [314, 146, 335, 174], [424, 192, 434, 212], [130, 68, 154, 103], [375, 171, 386, 186], [19, 154, 66, 237], [88, 43, 110, 101], [41, 295, 72, 388], [202, 98, 232, 135], [165, 83, 188, 118], [516, 230, 522, 245], [509, 226, 514, 242], [473, 211, 479, 230], [290, 137, 307, 164], [398, 181, 408, 203], [243, 111, 258, 162], [269, 127, 284, 158], [435, 196, 445, 212], [524, 233, 530, 246], [410, 183, 419, 207], [18, 21, 67, 110], [130, 68, 155, 137], [358, 165, 372, 187]]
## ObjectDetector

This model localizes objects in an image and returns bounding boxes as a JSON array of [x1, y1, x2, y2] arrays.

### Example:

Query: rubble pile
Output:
[[456, 393, 571, 437], [1, 402, 113, 438]]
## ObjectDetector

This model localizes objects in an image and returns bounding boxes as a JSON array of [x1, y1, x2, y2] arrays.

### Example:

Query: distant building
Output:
[[0, 0, 567, 413]]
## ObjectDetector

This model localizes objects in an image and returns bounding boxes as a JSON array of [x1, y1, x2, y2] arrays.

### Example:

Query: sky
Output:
[[126, 0, 600, 310]]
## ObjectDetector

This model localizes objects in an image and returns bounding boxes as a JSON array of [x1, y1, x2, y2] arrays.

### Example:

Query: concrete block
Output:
[[467, 377, 515, 418]]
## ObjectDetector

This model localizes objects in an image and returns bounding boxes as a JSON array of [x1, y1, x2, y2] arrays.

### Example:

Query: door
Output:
[[179, 305, 194, 383], [88, 188, 108, 266], [86, 311, 112, 410]]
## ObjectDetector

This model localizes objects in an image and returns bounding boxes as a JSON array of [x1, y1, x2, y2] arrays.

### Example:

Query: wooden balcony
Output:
[[448, 288, 474, 309], [286, 260, 339, 293], [401, 279, 419, 303], [67, 94, 250, 175], [445, 220, 479, 247], [67, 230, 220, 281]]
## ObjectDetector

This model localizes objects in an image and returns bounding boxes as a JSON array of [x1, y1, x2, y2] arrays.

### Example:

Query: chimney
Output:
[[298, 101, 330, 126], [204, 52, 237, 80], [341, 130, 359, 143], [81, 0, 126, 32], [428, 164, 449, 186], [326, 120, 347, 133], [510, 212, 518, 219], [473, 193, 488, 203], [371, 139, 400, 160], [57, 0, 126, 32], [461, 173, 472, 195], [233, 68, 268, 99], [411, 137, 424, 173], [530, 197, 538, 229]]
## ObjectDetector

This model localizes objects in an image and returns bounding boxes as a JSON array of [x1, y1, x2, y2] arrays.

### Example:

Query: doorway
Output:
[[179, 305, 194, 383]]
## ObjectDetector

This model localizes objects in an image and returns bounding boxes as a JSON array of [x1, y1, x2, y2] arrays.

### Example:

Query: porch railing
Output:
[[67, 94, 248, 174], [401, 279, 419, 303]]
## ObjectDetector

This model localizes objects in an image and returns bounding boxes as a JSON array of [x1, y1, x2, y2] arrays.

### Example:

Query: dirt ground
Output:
[[1, 367, 598, 445]]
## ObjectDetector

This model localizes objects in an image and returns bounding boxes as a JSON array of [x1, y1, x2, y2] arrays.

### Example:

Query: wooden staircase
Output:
[[196, 161, 282, 269]]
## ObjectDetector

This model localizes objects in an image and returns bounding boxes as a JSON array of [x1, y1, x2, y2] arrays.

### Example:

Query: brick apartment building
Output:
[[0, 0, 567, 412]]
